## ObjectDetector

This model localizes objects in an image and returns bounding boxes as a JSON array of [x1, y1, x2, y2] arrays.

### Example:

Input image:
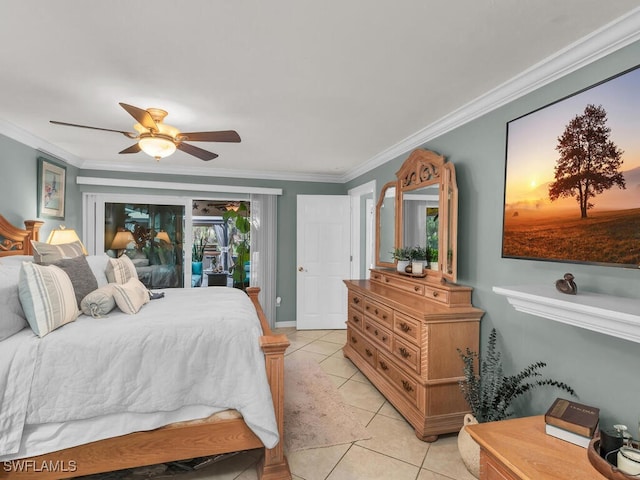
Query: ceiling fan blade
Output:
[[179, 130, 241, 143], [50, 120, 137, 139], [119, 103, 158, 131], [119, 143, 141, 154], [176, 142, 219, 161]]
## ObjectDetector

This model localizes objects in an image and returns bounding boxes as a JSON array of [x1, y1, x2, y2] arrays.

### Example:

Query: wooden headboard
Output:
[[0, 215, 43, 257]]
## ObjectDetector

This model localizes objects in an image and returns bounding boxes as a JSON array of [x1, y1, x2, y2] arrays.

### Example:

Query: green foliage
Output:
[[410, 246, 428, 261], [391, 247, 412, 261], [192, 236, 206, 262], [223, 202, 250, 289], [458, 328, 575, 423]]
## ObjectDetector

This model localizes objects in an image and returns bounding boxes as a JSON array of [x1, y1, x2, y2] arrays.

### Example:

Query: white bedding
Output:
[[0, 287, 279, 458]]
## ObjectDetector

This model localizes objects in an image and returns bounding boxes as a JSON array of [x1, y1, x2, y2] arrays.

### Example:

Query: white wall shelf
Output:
[[493, 285, 640, 344]]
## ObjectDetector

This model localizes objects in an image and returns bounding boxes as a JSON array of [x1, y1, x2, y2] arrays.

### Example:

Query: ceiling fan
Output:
[[50, 103, 241, 161]]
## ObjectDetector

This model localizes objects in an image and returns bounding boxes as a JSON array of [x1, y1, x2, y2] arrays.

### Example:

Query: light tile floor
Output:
[[173, 329, 476, 480]]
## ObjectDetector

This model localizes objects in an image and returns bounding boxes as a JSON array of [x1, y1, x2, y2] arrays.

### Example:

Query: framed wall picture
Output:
[[502, 64, 640, 268], [37, 157, 66, 220]]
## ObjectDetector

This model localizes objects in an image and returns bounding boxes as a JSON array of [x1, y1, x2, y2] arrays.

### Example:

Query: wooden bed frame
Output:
[[0, 216, 292, 480]]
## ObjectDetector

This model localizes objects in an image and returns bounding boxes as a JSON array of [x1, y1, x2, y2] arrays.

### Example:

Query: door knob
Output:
[[298, 266, 304, 272]]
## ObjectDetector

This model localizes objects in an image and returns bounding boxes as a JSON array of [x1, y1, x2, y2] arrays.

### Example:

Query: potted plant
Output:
[[410, 245, 429, 274], [391, 247, 412, 272], [456, 328, 575, 478], [223, 202, 251, 290], [192, 236, 206, 275]]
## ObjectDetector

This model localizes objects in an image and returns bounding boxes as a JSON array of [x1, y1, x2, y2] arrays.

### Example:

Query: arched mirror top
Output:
[[375, 148, 458, 283]]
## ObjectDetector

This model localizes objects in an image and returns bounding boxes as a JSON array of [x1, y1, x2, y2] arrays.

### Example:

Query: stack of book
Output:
[[544, 397, 600, 448]]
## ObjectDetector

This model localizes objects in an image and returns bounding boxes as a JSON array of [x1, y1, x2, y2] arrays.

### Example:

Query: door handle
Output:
[[298, 266, 304, 272]]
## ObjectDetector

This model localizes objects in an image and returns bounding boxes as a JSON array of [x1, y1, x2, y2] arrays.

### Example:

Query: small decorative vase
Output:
[[397, 260, 410, 272], [192, 261, 203, 275], [411, 260, 424, 275], [457, 413, 480, 479]]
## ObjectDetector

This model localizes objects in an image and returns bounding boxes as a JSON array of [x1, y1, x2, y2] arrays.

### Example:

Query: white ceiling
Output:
[[1, 1, 639, 182]]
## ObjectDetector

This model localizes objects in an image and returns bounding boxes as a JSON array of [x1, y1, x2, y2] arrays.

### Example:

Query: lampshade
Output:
[[155, 231, 171, 244], [225, 202, 240, 212], [111, 230, 135, 250], [46, 225, 87, 254], [138, 136, 177, 160]]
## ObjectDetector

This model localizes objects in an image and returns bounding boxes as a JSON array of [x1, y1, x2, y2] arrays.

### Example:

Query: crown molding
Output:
[[78, 160, 344, 184], [342, 7, 640, 183]]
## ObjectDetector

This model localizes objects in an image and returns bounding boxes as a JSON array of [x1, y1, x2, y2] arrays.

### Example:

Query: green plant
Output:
[[458, 328, 575, 423], [410, 245, 429, 261], [192, 236, 206, 262], [223, 202, 250, 289], [391, 247, 412, 261]]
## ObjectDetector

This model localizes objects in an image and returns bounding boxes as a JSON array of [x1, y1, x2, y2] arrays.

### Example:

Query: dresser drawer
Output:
[[363, 298, 393, 328], [424, 286, 450, 305], [347, 328, 376, 367], [377, 352, 418, 405], [392, 336, 421, 374], [363, 318, 392, 351], [348, 307, 364, 331], [394, 312, 421, 345], [379, 273, 425, 296], [348, 290, 364, 312]]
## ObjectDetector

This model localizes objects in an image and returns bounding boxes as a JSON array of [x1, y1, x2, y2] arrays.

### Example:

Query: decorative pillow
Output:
[[106, 255, 138, 285], [80, 285, 116, 318], [0, 255, 34, 266], [31, 240, 84, 265], [86, 254, 110, 287], [18, 262, 79, 337], [52, 255, 99, 308], [111, 278, 150, 315], [0, 264, 28, 341]]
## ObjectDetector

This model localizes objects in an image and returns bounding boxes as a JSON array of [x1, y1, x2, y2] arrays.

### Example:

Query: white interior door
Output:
[[296, 195, 351, 330]]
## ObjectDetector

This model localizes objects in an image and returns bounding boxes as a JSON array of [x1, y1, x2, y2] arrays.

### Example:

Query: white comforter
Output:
[[0, 287, 279, 456]]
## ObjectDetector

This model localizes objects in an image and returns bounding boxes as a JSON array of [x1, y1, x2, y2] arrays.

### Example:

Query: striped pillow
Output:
[[31, 240, 85, 264], [112, 278, 150, 314], [18, 262, 79, 337], [106, 255, 138, 284]]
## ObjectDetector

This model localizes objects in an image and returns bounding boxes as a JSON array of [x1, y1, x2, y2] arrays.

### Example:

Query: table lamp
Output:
[[46, 225, 88, 254]]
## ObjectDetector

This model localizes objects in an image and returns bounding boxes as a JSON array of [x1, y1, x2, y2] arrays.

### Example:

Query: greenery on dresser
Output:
[[391, 247, 412, 261], [458, 328, 575, 423]]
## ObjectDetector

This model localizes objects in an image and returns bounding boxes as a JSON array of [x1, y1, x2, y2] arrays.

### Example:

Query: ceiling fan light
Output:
[[138, 136, 176, 159]]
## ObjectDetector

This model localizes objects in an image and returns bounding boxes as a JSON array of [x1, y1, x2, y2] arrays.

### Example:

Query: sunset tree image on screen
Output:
[[548, 104, 626, 218]]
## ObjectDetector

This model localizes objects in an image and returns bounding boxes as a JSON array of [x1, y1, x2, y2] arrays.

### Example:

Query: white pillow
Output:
[[0, 264, 28, 341], [86, 254, 110, 287], [0, 255, 34, 266], [81, 285, 116, 318], [106, 255, 138, 285], [18, 262, 79, 337], [112, 278, 150, 314], [31, 240, 84, 264]]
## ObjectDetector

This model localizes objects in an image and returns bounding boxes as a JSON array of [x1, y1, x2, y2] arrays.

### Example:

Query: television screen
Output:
[[502, 64, 640, 268]]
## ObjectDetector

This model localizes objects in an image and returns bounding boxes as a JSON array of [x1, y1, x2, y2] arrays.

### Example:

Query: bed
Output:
[[0, 215, 291, 480]]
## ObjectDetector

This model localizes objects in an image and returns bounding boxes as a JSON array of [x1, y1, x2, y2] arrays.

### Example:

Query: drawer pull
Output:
[[384, 277, 390, 283], [353, 297, 360, 304], [352, 316, 360, 323], [401, 380, 414, 393], [432, 291, 439, 297], [382, 314, 388, 320], [365, 348, 373, 357], [374, 308, 379, 315], [374, 329, 378, 335], [398, 347, 410, 358], [379, 361, 389, 371], [351, 336, 357, 344], [382, 335, 388, 342], [399, 322, 411, 333], [414, 286, 420, 292]]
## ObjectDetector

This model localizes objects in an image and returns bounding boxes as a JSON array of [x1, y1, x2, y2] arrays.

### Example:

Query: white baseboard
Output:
[[274, 321, 297, 329]]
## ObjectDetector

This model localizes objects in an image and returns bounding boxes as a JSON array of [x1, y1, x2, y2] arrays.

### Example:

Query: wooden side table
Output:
[[466, 416, 606, 480]]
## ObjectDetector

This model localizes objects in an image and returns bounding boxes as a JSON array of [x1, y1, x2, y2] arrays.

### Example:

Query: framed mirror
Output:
[[375, 149, 458, 283], [375, 181, 397, 268]]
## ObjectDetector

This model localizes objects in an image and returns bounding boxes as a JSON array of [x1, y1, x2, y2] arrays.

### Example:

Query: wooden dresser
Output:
[[343, 268, 484, 441], [467, 416, 606, 479]]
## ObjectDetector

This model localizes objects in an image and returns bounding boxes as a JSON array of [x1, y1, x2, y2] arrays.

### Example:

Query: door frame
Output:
[[348, 180, 376, 280]]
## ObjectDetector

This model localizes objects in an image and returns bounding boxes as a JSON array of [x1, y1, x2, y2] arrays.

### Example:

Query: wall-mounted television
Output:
[[502, 64, 640, 269]]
